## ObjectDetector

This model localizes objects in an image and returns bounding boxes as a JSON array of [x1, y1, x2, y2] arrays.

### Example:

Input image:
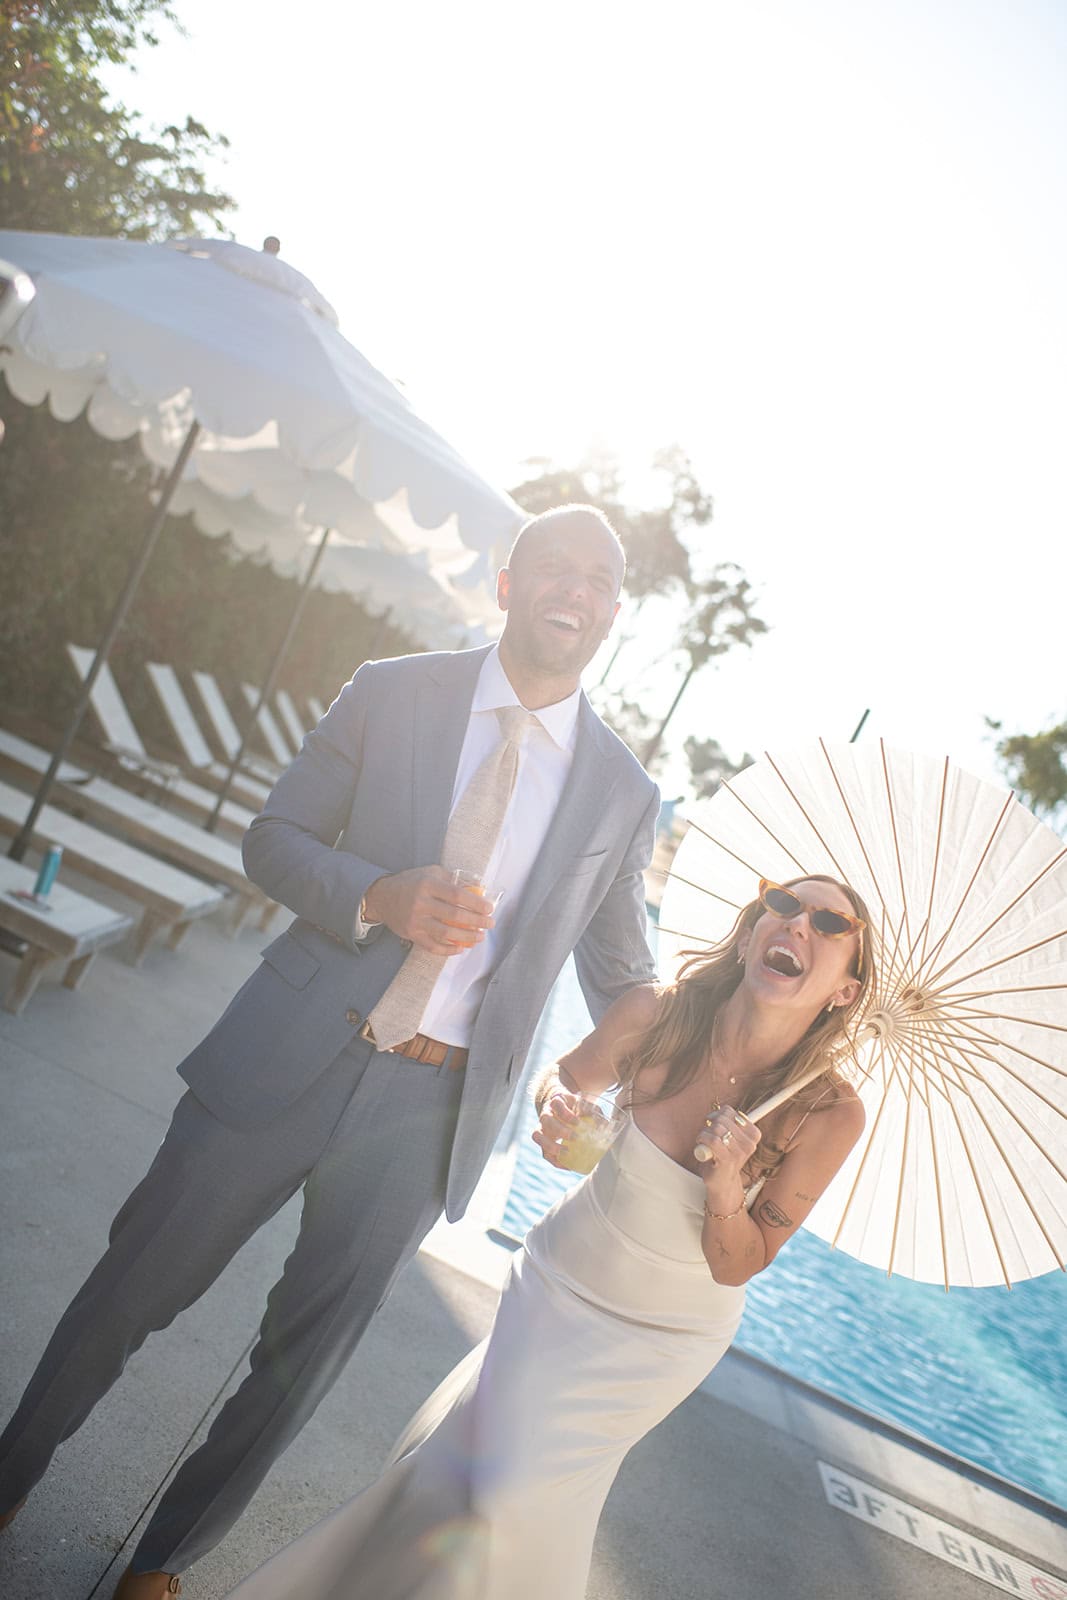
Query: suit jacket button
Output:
[[345, 1008, 362, 1026]]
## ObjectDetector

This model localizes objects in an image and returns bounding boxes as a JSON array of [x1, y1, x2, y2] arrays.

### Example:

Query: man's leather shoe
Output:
[[0, 1498, 26, 1531], [112, 1569, 182, 1598]]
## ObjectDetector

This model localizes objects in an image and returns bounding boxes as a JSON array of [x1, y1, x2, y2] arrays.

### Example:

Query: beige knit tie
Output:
[[365, 704, 537, 1051]]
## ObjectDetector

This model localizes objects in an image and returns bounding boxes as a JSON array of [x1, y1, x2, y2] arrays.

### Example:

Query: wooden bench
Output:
[[0, 780, 228, 964], [0, 857, 133, 1013]]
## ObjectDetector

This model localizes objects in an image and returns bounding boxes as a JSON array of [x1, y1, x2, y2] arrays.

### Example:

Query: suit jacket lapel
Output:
[[411, 645, 494, 865], [497, 695, 615, 960]]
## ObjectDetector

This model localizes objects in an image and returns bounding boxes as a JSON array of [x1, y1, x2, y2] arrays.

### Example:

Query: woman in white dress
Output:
[[227, 875, 872, 1600]]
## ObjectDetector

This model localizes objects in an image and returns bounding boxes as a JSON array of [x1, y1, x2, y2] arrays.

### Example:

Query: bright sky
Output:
[[107, 0, 1066, 797]]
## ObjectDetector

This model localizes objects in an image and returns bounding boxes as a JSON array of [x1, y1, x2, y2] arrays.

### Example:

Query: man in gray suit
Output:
[[0, 505, 659, 1598]]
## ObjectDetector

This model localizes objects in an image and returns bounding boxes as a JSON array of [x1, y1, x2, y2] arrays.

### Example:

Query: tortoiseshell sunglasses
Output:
[[758, 879, 866, 976]]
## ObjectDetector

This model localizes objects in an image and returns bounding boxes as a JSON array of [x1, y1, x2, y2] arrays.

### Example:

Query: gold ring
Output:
[[704, 1116, 716, 1129], [721, 1128, 734, 1145], [734, 1111, 749, 1127]]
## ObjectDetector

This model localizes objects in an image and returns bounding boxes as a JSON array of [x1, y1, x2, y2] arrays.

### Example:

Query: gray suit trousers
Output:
[[0, 1036, 464, 1573]]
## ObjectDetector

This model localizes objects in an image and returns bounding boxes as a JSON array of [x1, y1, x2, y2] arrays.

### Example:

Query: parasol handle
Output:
[[692, 1048, 869, 1164]]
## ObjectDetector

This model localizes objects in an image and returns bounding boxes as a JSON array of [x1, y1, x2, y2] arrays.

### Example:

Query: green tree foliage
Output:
[[510, 444, 704, 609], [0, 0, 233, 235], [641, 566, 766, 766], [988, 716, 1067, 825], [684, 735, 753, 800]]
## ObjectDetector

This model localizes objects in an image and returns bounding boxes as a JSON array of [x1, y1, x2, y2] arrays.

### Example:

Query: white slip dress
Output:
[[226, 1117, 757, 1600]]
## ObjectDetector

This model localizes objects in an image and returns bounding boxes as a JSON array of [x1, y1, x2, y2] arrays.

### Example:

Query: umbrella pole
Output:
[[205, 526, 334, 831], [8, 419, 202, 862], [849, 708, 871, 742]]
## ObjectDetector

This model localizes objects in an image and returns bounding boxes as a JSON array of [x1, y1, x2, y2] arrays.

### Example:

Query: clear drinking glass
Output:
[[558, 1092, 628, 1175], [449, 867, 505, 911], [445, 869, 504, 947]]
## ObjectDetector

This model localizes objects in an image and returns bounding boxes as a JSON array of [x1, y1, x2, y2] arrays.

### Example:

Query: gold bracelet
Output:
[[704, 1196, 747, 1222]]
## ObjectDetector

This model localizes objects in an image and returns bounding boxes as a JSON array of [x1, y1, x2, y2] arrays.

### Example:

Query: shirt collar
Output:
[[472, 646, 582, 752]]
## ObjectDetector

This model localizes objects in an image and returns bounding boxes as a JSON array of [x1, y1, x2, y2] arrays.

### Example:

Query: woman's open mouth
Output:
[[763, 943, 804, 978]]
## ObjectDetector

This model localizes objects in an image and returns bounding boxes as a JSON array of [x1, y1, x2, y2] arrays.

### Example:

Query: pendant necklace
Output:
[[707, 1016, 738, 1112]]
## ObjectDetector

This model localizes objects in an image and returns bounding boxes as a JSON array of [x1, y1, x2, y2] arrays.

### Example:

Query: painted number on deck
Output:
[[818, 1462, 1067, 1598]]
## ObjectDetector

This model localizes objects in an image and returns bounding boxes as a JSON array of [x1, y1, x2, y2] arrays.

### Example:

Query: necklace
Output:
[[706, 1015, 738, 1111]]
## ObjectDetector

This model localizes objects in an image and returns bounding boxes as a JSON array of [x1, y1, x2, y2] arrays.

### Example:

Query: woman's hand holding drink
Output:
[[534, 1085, 626, 1173]]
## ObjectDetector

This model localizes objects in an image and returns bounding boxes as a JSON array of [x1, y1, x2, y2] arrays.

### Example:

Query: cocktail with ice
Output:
[[559, 1093, 627, 1175]]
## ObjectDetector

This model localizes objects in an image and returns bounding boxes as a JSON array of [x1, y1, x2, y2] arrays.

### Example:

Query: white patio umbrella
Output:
[[0, 232, 518, 547], [658, 741, 1067, 1288], [170, 484, 501, 646], [0, 229, 521, 853], [163, 481, 503, 828]]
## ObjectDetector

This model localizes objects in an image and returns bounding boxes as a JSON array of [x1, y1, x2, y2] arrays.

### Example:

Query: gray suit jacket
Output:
[[178, 644, 659, 1218]]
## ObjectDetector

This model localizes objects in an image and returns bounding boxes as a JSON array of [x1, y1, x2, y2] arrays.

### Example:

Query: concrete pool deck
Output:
[[1, 871, 1064, 1598]]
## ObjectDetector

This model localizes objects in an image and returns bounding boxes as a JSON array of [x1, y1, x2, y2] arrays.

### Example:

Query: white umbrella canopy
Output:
[[313, 540, 500, 648], [0, 229, 520, 853], [0, 230, 521, 554], [165, 485, 501, 650], [658, 741, 1067, 1288]]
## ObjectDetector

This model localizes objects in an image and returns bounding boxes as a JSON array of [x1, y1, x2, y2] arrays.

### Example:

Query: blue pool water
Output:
[[500, 953, 1067, 1510]]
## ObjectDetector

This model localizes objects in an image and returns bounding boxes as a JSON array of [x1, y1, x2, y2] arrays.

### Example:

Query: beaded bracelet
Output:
[[704, 1196, 747, 1222]]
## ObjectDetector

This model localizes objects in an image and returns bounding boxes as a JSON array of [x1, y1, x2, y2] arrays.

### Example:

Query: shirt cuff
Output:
[[353, 895, 382, 943]]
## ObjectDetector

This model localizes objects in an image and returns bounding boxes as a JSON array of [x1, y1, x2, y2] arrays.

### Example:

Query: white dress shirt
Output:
[[416, 646, 581, 1046]]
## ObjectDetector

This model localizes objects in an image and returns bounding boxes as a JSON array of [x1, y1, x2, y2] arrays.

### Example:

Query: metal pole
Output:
[[849, 708, 871, 743], [9, 419, 202, 861], [205, 526, 334, 831]]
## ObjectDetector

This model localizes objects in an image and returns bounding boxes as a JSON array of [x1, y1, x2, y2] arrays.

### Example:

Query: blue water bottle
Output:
[[34, 843, 63, 899]]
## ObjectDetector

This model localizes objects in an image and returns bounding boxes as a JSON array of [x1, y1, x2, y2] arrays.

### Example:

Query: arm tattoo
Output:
[[744, 1242, 758, 1259], [758, 1198, 793, 1229], [794, 1190, 817, 1205]]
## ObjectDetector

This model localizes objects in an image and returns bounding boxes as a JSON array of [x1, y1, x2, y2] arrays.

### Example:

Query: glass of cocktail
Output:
[[445, 869, 504, 947], [559, 1093, 628, 1175]]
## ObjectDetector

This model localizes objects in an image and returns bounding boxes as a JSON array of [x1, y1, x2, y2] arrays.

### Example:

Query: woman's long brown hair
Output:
[[617, 874, 876, 1120]]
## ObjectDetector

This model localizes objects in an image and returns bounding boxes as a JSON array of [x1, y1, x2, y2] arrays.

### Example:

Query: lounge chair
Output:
[[241, 683, 296, 767], [145, 662, 271, 809], [190, 670, 281, 784], [274, 689, 309, 752], [0, 730, 273, 934], [67, 646, 255, 841], [67, 643, 180, 786], [0, 778, 224, 964]]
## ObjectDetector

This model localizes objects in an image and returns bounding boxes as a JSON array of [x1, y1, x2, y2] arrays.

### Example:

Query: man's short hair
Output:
[[506, 504, 626, 580]]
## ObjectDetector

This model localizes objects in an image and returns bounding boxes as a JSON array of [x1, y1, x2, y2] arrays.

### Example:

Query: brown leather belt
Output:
[[360, 1021, 468, 1071]]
